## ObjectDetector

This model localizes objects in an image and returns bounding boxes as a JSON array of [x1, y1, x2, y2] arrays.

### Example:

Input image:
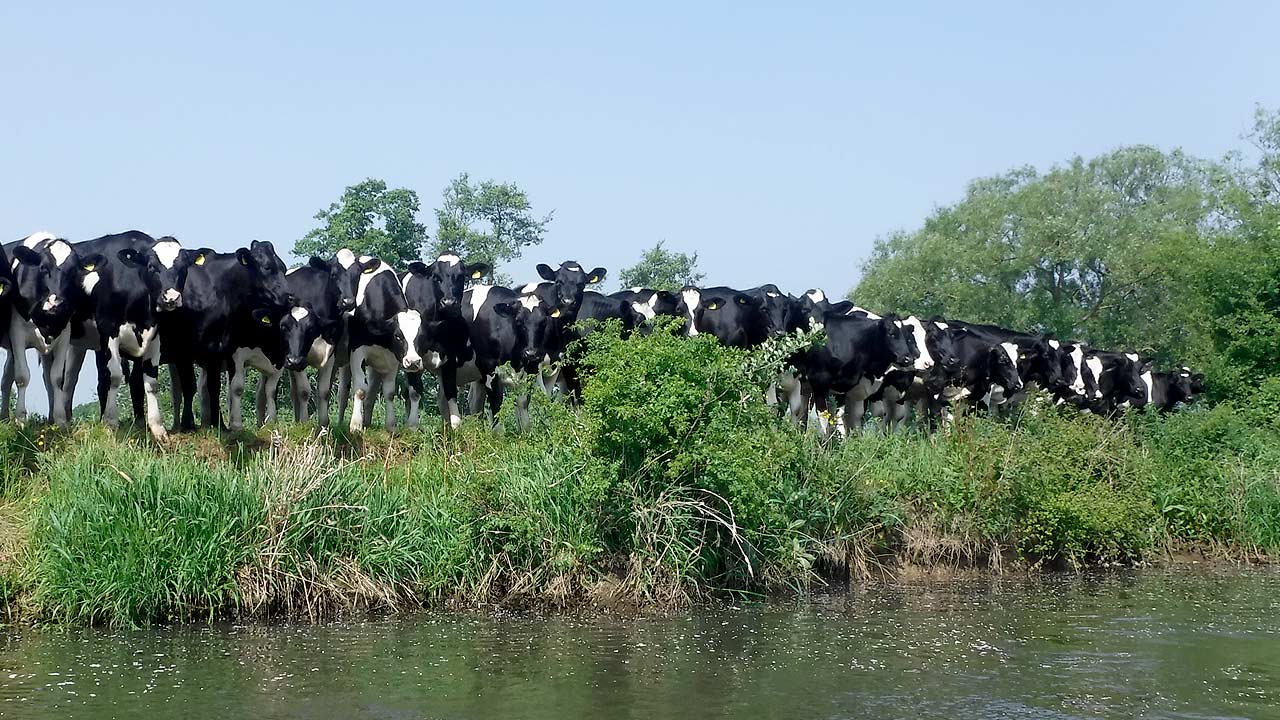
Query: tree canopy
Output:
[[852, 107, 1280, 401], [294, 178, 428, 268], [617, 241, 705, 292], [430, 174, 552, 283]]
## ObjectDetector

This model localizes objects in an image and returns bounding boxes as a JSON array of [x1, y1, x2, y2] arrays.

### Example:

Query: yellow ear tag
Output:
[[260, 315, 272, 325], [471, 270, 482, 279], [194, 254, 206, 266], [551, 308, 561, 318], [83, 263, 95, 271], [706, 302, 719, 310], [737, 296, 747, 304], [363, 265, 376, 274], [589, 275, 600, 283]]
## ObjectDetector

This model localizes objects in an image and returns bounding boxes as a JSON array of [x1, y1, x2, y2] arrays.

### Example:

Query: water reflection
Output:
[[1, 568, 1276, 719]]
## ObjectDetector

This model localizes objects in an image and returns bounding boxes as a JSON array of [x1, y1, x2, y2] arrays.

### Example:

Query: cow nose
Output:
[[441, 297, 457, 307], [286, 355, 306, 370], [338, 298, 355, 311], [404, 357, 424, 372]]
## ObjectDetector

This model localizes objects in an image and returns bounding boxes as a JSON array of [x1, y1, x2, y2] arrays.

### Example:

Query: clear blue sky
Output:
[[3, 2, 1277, 297]]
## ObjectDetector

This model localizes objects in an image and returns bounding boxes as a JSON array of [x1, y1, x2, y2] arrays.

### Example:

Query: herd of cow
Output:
[[0, 230, 1204, 442]]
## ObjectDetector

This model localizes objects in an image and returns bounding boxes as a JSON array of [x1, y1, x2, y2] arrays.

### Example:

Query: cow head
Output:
[[989, 341, 1024, 392], [306, 256, 356, 312], [390, 309, 425, 371], [688, 290, 764, 348], [921, 318, 961, 374], [536, 261, 606, 313], [406, 254, 490, 316], [755, 284, 793, 338], [1017, 336, 1065, 391], [877, 315, 916, 370], [12, 239, 85, 339], [134, 238, 199, 311], [495, 294, 554, 371], [273, 303, 328, 371], [900, 316, 938, 372], [237, 240, 289, 309]]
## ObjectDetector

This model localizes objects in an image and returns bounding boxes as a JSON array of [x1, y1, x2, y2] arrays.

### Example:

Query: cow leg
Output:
[[362, 368, 379, 422], [127, 359, 145, 428], [45, 331, 72, 427], [841, 393, 866, 437], [257, 369, 281, 426], [1, 344, 13, 420], [291, 370, 310, 424], [98, 337, 125, 428], [201, 361, 225, 430], [560, 365, 583, 405], [175, 363, 197, 431], [139, 342, 167, 441], [336, 365, 351, 427], [484, 373, 505, 428], [381, 370, 397, 432], [438, 364, 462, 431], [348, 351, 369, 431], [314, 357, 336, 428], [514, 384, 531, 432], [405, 371, 424, 428], [62, 344, 89, 421], [467, 379, 487, 416], [227, 354, 248, 432]]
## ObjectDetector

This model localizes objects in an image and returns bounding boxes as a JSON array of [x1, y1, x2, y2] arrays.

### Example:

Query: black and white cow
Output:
[[873, 316, 962, 431], [515, 261, 606, 401], [0, 243, 15, 372], [1128, 366, 1201, 412], [935, 325, 1025, 418], [674, 286, 767, 348], [1084, 350, 1149, 414], [339, 256, 427, 431], [401, 253, 489, 429], [943, 321, 1066, 415], [609, 287, 680, 325], [153, 240, 291, 430], [3, 233, 85, 425], [59, 232, 170, 439], [271, 257, 353, 427], [461, 284, 556, 429], [799, 313, 917, 436]]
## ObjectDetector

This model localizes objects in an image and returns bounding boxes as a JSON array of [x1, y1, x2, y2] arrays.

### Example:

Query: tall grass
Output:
[[1, 324, 1278, 626]]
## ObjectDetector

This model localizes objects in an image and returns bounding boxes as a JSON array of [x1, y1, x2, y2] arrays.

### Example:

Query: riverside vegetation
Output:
[[0, 322, 1277, 627]]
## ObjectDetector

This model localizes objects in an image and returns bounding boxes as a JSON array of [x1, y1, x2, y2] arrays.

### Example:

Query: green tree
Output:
[[617, 241, 705, 291], [430, 173, 552, 283], [853, 117, 1280, 400], [295, 178, 428, 267]]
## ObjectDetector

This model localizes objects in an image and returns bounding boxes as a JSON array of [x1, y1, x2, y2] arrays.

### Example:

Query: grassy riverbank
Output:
[[1, 327, 1278, 626]]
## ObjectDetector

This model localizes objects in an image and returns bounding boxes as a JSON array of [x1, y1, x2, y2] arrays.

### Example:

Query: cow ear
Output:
[[494, 301, 518, 318], [466, 262, 490, 280], [407, 261, 430, 276], [536, 263, 555, 281], [734, 292, 758, 307], [359, 258, 382, 274], [251, 308, 275, 326], [79, 253, 107, 273], [308, 256, 331, 272], [236, 248, 252, 266], [828, 300, 854, 315], [0, 277, 10, 298], [13, 246, 41, 266], [116, 248, 144, 267], [657, 290, 677, 304], [761, 284, 781, 297]]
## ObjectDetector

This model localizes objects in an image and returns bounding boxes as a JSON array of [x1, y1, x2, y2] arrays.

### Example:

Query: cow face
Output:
[[755, 285, 792, 338], [389, 309, 425, 371], [878, 316, 916, 370], [923, 319, 960, 373], [901, 317, 937, 372], [406, 254, 490, 316], [1018, 337, 1064, 390], [536, 261, 606, 313], [12, 239, 83, 338], [689, 291, 764, 348], [989, 342, 1024, 392], [236, 240, 290, 309], [331, 248, 366, 312], [276, 303, 327, 371], [495, 295, 554, 371], [139, 238, 200, 311], [307, 256, 356, 312]]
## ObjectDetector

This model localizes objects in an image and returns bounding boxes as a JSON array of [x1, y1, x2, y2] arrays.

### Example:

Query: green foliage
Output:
[[854, 108, 1280, 401], [431, 173, 552, 283], [617, 240, 705, 291], [295, 178, 428, 267]]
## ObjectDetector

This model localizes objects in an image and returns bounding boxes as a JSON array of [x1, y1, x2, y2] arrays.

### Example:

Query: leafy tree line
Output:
[[853, 107, 1280, 401]]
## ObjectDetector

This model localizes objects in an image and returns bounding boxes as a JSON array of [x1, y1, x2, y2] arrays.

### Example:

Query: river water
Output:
[[1, 568, 1277, 719]]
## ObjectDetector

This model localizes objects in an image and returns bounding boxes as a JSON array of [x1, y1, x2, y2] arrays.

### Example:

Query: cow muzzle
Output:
[[158, 289, 183, 310], [403, 356, 424, 372], [286, 355, 307, 371]]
